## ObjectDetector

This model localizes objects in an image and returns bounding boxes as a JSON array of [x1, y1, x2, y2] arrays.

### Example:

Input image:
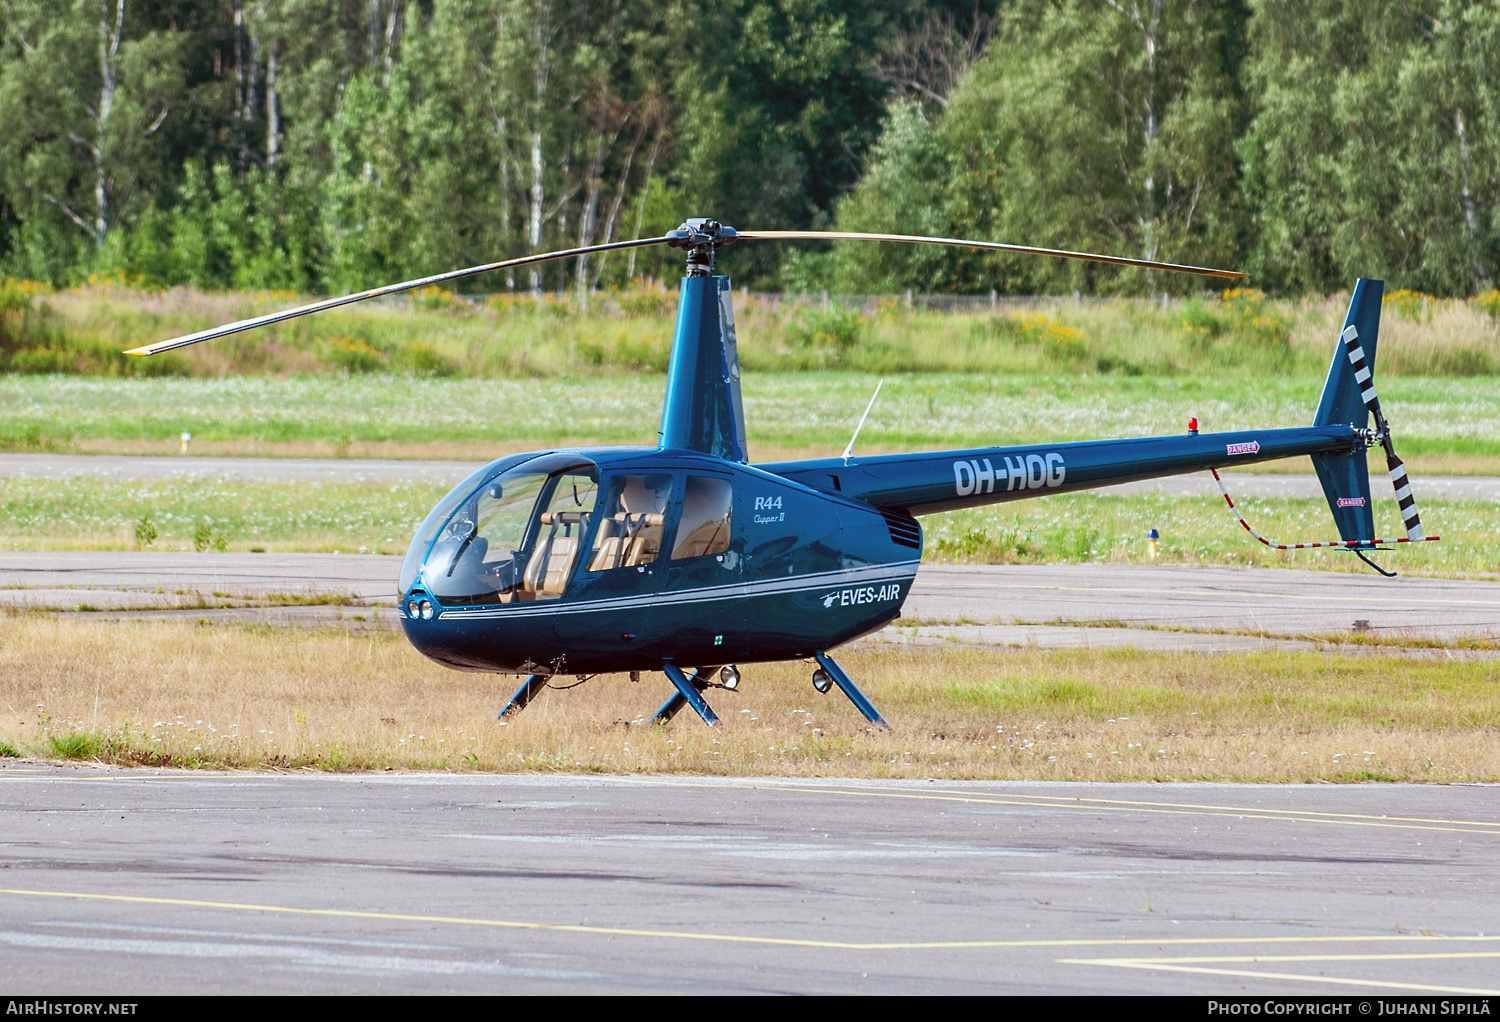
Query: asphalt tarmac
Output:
[[1, 764, 1497, 995]]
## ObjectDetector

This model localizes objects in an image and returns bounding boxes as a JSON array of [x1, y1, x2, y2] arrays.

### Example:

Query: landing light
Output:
[[720, 666, 740, 690], [420, 600, 434, 620], [812, 668, 833, 694], [407, 599, 420, 618]]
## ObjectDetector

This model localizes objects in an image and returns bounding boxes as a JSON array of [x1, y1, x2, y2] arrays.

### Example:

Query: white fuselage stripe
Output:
[[433, 561, 920, 621]]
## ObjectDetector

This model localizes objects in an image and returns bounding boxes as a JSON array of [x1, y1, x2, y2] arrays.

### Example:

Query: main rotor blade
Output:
[[734, 230, 1246, 280], [124, 236, 671, 356]]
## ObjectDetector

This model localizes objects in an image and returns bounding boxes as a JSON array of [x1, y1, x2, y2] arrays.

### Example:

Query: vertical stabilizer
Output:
[[659, 275, 749, 462], [1311, 279, 1382, 543]]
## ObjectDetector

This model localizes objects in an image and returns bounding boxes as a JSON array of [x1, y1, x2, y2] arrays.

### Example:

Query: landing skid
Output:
[[653, 666, 721, 726], [497, 673, 547, 719], [501, 654, 890, 731], [815, 651, 891, 730], [660, 664, 721, 726]]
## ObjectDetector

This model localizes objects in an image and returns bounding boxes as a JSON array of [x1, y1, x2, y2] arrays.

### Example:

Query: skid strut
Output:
[[653, 666, 721, 725], [661, 664, 720, 726], [496, 674, 548, 719], [814, 651, 891, 729]]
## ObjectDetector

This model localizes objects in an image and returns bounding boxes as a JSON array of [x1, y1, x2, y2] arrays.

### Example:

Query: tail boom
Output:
[[760, 424, 1365, 516]]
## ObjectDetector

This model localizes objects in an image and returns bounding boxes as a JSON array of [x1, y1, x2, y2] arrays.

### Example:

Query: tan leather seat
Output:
[[525, 511, 585, 596], [587, 511, 665, 571]]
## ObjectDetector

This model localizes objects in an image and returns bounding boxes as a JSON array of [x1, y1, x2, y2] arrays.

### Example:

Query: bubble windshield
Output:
[[407, 454, 599, 606]]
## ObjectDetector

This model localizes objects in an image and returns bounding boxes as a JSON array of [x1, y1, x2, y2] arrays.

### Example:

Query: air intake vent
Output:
[[879, 507, 922, 550]]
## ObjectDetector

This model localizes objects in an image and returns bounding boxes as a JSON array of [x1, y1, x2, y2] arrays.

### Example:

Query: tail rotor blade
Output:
[[124, 236, 671, 357], [1340, 324, 1425, 541], [734, 230, 1247, 281]]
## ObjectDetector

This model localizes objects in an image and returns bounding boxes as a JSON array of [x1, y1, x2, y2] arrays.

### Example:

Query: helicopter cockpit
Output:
[[403, 453, 602, 607], [401, 452, 719, 611]]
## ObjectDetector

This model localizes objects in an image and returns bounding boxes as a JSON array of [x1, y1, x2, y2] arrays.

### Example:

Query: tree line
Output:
[[3, 1, 1497, 297]]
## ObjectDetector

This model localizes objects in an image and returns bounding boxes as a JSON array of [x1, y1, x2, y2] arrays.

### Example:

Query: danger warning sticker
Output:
[[1225, 441, 1260, 456], [1337, 497, 1366, 507]]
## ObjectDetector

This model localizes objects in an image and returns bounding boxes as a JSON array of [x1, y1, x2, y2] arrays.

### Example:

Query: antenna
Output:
[[842, 379, 884, 464]]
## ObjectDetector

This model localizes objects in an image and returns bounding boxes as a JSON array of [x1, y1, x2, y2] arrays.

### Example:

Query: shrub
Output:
[[1180, 298, 1224, 340], [193, 519, 227, 552], [134, 514, 158, 549], [787, 305, 864, 351], [576, 331, 668, 371], [411, 286, 469, 314], [1181, 288, 1291, 354], [319, 335, 385, 373], [49, 732, 102, 760], [614, 280, 675, 317], [1383, 288, 1430, 320], [399, 341, 458, 376], [1470, 289, 1500, 317]]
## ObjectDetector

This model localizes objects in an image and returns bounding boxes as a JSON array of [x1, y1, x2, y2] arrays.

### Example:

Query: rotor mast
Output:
[[665, 218, 739, 276]]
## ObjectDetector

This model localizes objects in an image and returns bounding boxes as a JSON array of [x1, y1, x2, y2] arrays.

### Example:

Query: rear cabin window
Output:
[[671, 475, 732, 560], [588, 474, 673, 571]]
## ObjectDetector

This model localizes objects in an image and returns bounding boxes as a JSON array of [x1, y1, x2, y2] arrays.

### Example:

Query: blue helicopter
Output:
[[128, 220, 1435, 729]]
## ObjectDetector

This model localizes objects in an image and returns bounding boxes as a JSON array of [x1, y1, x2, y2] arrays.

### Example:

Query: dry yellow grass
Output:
[[2, 617, 1497, 781]]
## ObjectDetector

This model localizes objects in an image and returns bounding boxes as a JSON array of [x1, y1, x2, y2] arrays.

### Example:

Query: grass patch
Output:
[[0, 473, 1490, 575], [0, 476, 445, 553], [1, 370, 1498, 470], [3, 618, 1496, 781], [47, 731, 102, 760], [926, 494, 1500, 575]]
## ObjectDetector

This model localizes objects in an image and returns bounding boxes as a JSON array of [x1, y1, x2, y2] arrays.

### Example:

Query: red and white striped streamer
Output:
[[1210, 469, 1439, 550]]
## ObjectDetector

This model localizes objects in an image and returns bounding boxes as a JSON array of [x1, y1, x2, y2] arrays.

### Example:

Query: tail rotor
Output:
[[1338, 323, 1425, 542]]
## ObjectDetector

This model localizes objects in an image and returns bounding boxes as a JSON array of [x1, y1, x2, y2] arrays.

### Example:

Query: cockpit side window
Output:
[[587, 473, 673, 572], [671, 475, 732, 560], [520, 470, 598, 598]]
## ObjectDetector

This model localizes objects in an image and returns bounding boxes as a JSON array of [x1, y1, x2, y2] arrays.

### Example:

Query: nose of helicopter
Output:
[[402, 593, 437, 622]]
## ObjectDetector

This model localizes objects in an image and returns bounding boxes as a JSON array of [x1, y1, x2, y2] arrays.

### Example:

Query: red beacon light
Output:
[[1188, 416, 1199, 435]]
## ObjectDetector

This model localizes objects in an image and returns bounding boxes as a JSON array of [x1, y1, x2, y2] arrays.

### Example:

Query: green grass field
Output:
[[3, 473, 1492, 576], [3, 371, 1499, 469]]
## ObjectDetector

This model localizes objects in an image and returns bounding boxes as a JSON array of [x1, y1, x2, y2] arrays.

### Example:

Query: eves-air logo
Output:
[[954, 454, 1065, 496], [821, 584, 903, 609]]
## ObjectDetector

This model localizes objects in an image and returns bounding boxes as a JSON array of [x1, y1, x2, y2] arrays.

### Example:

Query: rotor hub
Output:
[[665, 218, 738, 276]]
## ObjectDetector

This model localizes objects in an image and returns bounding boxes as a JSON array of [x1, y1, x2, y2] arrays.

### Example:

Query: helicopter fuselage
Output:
[[398, 448, 920, 676]]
